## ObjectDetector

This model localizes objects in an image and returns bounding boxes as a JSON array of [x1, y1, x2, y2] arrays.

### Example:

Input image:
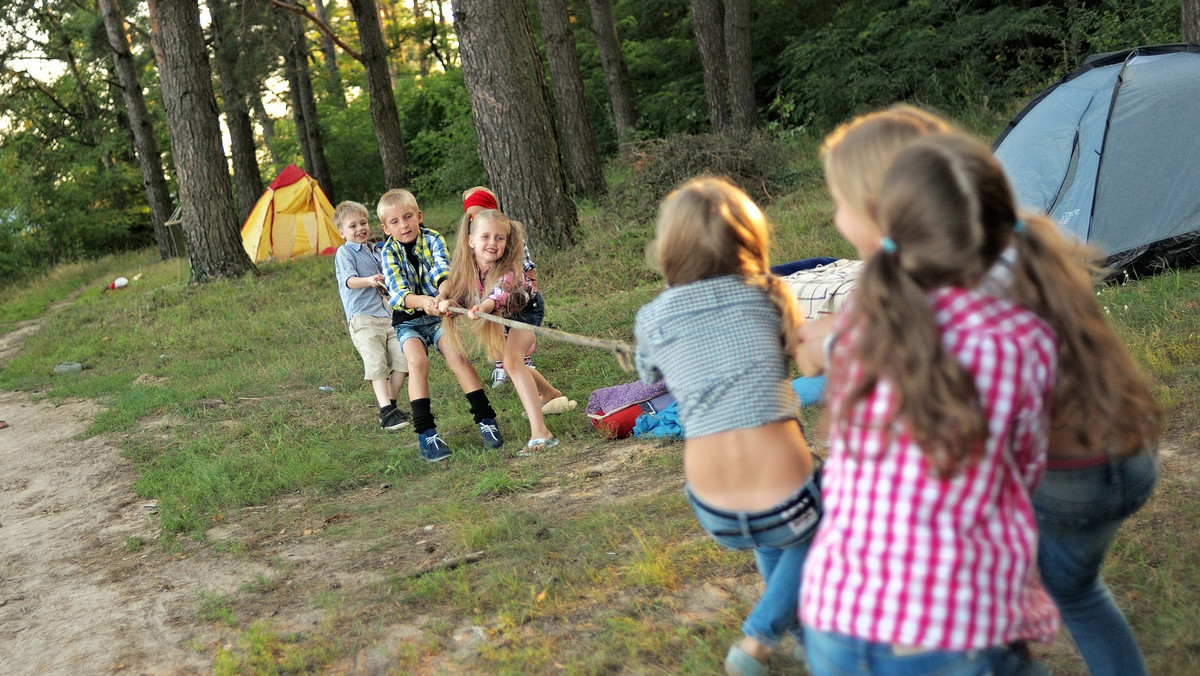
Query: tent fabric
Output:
[[993, 44, 1200, 276], [240, 164, 343, 263]]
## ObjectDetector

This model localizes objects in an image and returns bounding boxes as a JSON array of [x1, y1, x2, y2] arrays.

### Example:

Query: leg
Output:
[[388, 370, 406, 402], [370, 378, 391, 408], [402, 338, 430, 401], [504, 328, 552, 443], [438, 335, 485, 393], [740, 541, 809, 652], [530, 367, 562, 404]]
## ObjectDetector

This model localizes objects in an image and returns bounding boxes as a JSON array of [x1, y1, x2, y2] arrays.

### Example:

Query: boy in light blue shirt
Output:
[[333, 201, 410, 431]]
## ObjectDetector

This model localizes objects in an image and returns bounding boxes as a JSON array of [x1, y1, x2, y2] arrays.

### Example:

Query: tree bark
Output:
[[536, 0, 605, 198], [452, 0, 577, 250], [98, 0, 178, 260], [147, 0, 254, 282], [1185, 0, 1200, 44], [586, 0, 636, 151], [723, 0, 756, 131], [349, 0, 413, 189], [690, 0, 730, 133], [207, 0, 265, 226], [312, 0, 347, 105], [277, 7, 335, 200]]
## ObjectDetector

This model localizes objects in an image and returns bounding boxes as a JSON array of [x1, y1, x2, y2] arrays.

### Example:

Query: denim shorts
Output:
[[685, 468, 822, 551], [507, 292, 545, 330], [395, 314, 444, 352]]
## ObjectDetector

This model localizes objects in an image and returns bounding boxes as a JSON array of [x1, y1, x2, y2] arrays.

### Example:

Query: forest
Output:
[[0, 0, 1190, 286]]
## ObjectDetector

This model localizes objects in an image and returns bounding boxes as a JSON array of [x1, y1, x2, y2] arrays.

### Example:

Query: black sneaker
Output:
[[478, 418, 503, 449], [379, 407, 411, 431]]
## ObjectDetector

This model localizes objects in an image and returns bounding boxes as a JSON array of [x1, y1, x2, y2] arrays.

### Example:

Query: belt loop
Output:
[[1105, 446, 1120, 487], [737, 512, 754, 541]]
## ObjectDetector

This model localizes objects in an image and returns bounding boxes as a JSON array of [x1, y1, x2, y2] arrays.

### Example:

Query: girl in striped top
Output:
[[800, 133, 1061, 675]]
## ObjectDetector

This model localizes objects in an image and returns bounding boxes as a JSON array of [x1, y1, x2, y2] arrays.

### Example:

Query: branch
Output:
[[267, 0, 362, 63], [403, 550, 486, 579], [443, 306, 635, 372], [8, 69, 79, 120]]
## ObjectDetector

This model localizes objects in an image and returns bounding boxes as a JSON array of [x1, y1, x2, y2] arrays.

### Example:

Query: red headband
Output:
[[463, 191, 498, 212]]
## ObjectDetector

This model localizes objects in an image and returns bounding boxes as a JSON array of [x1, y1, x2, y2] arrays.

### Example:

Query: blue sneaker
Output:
[[478, 418, 503, 449], [418, 429, 451, 462]]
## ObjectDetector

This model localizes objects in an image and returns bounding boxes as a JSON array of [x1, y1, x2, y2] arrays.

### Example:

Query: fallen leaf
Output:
[[535, 589, 547, 603]]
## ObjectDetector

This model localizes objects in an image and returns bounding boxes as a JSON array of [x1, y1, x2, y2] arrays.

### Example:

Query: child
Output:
[[439, 209, 568, 455], [633, 178, 821, 676], [378, 188, 504, 462], [458, 187, 576, 413], [808, 106, 1163, 676], [331, 201, 410, 432], [800, 133, 1061, 675]]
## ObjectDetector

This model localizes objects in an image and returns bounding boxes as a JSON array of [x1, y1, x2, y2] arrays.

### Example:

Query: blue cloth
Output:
[[802, 629, 1006, 676], [634, 275, 801, 438], [334, 242, 391, 323], [770, 256, 840, 276], [791, 375, 827, 407], [632, 402, 683, 439], [686, 480, 821, 648], [1034, 452, 1158, 676], [395, 314, 444, 351]]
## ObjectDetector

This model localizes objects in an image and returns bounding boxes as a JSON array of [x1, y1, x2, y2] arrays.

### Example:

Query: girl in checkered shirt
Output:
[[800, 133, 1062, 676], [805, 106, 1162, 676]]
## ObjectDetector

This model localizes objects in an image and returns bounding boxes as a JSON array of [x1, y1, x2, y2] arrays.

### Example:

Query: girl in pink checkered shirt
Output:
[[800, 133, 1062, 676]]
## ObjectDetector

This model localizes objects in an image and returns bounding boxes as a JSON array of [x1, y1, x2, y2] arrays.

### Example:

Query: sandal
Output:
[[517, 436, 559, 457], [541, 396, 577, 415]]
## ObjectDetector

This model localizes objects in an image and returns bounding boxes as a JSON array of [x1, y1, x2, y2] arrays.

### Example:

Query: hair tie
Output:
[[1013, 219, 1026, 233], [463, 191, 498, 212], [880, 237, 898, 254]]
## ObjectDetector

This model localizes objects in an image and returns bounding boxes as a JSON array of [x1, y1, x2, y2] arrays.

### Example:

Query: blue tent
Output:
[[993, 44, 1200, 277]]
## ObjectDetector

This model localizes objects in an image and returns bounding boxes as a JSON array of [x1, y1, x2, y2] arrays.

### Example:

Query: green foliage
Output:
[[774, 0, 1182, 127], [397, 68, 487, 199]]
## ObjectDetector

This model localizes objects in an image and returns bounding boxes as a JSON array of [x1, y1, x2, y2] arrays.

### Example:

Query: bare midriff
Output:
[[684, 419, 815, 512]]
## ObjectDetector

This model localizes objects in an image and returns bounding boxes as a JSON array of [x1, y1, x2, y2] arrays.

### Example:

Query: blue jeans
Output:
[[802, 629, 1043, 676], [1034, 452, 1158, 676], [685, 474, 821, 648], [395, 315, 444, 351]]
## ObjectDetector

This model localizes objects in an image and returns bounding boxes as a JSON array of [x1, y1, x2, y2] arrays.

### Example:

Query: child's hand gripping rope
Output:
[[441, 305, 635, 371]]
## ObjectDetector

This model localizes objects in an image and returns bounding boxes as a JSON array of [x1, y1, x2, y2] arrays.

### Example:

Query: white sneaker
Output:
[[491, 366, 507, 388]]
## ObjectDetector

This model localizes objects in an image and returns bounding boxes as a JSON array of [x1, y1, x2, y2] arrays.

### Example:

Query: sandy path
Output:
[[0, 389, 227, 675]]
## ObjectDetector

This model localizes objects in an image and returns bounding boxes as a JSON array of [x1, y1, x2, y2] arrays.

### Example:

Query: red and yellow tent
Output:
[[240, 165, 342, 263]]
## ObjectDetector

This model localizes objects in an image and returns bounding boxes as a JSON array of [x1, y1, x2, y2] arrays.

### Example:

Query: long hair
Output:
[[441, 209, 528, 359], [833, 133, 1014, 477], [822, 104, 955, 223], [650, 177, 803, 352], [1007, 213, 1162, 456]]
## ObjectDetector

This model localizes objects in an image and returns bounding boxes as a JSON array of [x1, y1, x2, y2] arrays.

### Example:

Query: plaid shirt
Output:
[[380, 229, 451, 316], [801, 287, 1060, 650]]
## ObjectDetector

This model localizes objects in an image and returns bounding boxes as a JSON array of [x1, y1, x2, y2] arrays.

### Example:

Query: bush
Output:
[[604, 131, 808, 226]]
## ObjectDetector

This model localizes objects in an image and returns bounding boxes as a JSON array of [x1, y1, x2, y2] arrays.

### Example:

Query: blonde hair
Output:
[[376, 188, 419, 221], [650, 177, 802, 352], [332, 200, 368, 231], [441, 209, 529, 359], [822, 104, 955, 224]]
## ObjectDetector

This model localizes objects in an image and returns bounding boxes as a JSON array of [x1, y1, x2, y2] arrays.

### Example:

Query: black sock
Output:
[[380, 404, 395, 417], [411, 398, 435, 434], [390, 398, 397, 409], [465, 388, 496, 423]]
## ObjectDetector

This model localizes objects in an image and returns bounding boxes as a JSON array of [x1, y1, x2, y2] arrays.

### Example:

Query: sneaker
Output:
[[478, 418, 503, 449], [490, 365, 508, 388], [418, 429, 451, 462], [379, 407, 411, 431]]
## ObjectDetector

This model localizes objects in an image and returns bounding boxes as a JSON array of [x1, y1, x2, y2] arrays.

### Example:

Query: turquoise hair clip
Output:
[[1013, 218, 1027, 233], [880, 237, 898, 254]]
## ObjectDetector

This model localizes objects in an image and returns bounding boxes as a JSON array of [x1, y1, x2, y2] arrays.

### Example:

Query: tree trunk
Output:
[[312, 0, 347, 105], [690, 0, 730, 133], [536, 0, 605, 198], [349, 0, 413, 189], [207, 0, 265, 226], [1185, 0, 1200, 44], [98, 0, 177, 260], [452, 0, 577, 250], [278, 8, 335, 200], [253, 95, 283, 169], [147, 0, 254, 282], [586, 0, 636, 151], [723, 0, 756, 131]]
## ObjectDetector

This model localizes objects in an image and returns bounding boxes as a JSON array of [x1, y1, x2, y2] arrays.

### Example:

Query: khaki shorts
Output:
[[348, 314, 408, 380]]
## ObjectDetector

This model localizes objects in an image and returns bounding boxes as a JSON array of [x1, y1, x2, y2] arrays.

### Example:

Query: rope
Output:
[[442, 305, 635, 372]]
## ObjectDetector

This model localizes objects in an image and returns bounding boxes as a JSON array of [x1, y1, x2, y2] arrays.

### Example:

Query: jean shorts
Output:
[[395, 314, 444, 352], [507, 292, 545, 330]]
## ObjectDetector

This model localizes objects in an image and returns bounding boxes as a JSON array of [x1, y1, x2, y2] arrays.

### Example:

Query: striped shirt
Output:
[[800, 287, 1060, 650], [380, 229, 451, 316]]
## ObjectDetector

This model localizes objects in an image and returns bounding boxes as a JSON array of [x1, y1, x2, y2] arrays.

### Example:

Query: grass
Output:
[[2, 128, 1199, 673]]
